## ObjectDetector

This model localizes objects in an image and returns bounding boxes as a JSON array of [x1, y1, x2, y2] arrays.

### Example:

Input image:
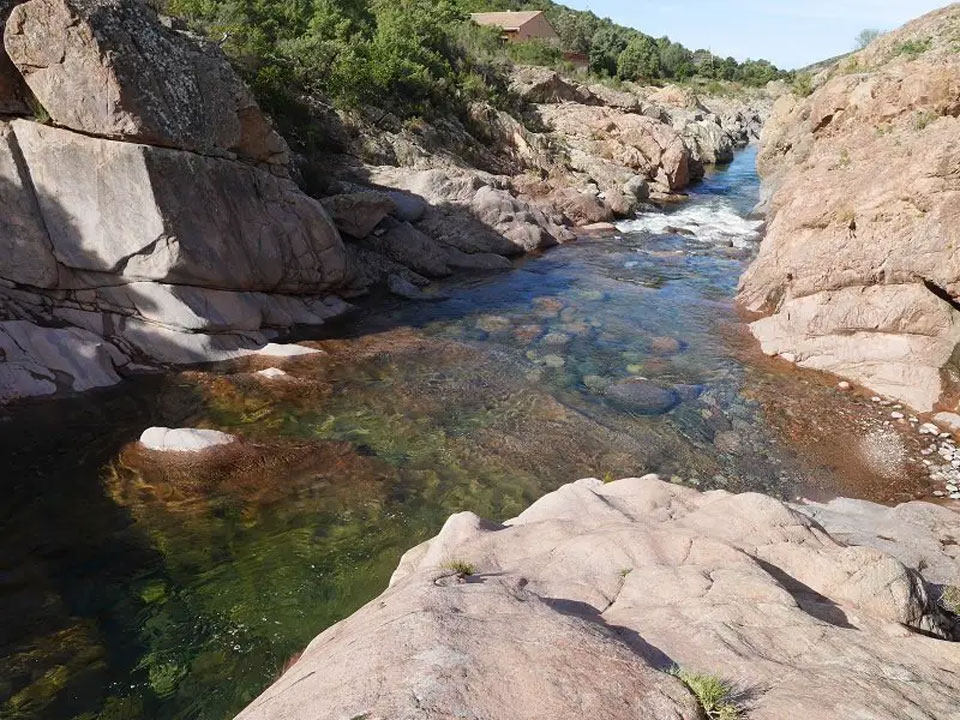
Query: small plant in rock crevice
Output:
[[669, 667, 743, 720], [442, 559, 476, 577], [914, 110, 937, 131], [940, 585, 960, 615]]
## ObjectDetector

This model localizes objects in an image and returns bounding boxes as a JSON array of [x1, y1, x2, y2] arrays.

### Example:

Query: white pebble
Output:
[[871, 396, 882, 402], [951, 493, 960, 500], [933, 490, 945, 497], [890, 412, 905, 420], [837, 381, 851, 390]]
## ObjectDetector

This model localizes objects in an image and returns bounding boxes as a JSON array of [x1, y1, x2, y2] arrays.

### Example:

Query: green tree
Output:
[[735, 58, 780, 86], [660, 41, 692, 79], [855, 28, 881, 49], [549, 7, 599, 54], [617, 34, 661, 80], [719, 56, 738, 81], [589, 25, 629, 76]]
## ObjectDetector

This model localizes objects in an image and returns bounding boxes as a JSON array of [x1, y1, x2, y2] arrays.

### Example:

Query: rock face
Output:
[[236, 477, 960, 720], [536, 102, 693, 192], [739, 5, 960, 411], [12, 120, 345, 292], [4, 0, 289, 165], [0, 0, 353, 403]]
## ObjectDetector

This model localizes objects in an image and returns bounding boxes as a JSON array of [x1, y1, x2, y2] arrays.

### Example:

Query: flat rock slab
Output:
[[139, 427, 236, 452]]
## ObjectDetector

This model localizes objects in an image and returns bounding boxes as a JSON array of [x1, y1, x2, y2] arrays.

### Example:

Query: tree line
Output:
[[165, 0, 789, 134]]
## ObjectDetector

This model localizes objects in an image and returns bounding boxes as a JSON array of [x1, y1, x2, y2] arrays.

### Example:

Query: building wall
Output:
[[512, 15, 559, 43]]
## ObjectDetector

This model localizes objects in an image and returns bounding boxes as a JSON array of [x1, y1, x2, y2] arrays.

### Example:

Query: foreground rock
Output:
[[236, 476, 959, 720], [739, 5, 960, 411]]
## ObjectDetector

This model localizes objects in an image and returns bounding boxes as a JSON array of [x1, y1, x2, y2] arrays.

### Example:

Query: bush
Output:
[[669, 667, 742, 720], [164, 0, 789, 143], [893, 38, 932, 59], [791, 72, 813, 97], [507, 39, 563, 67]]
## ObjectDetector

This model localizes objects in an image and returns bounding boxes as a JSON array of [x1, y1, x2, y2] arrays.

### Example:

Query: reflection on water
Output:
[[0, 148, 922, 719]]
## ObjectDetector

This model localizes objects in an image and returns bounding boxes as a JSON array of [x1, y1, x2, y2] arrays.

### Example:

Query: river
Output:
[[0, 147, 932, 719]]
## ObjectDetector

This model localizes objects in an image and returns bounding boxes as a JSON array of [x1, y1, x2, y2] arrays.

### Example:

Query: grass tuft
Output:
[[442, 560, 475, 577], [940, 585, 960, 615], [669, 667, 742, 720]]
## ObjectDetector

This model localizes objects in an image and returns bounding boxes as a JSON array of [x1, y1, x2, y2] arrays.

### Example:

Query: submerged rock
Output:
[[605, 378, 680, 414], [254, 367, 291, 381], [139, 427, 236, 452], [236, 477, 960, 720]]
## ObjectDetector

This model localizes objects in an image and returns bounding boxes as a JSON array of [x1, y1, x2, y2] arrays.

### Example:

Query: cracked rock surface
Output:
[[236, 476, 960, 720]]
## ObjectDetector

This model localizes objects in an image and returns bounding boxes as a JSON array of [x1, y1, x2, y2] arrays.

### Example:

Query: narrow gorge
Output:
[[0, 2, 958, 720]]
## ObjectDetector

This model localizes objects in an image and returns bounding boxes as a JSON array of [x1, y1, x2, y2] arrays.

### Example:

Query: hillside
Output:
[[163, 0, 789, 144]]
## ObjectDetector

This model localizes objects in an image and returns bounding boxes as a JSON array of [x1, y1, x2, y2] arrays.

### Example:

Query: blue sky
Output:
[[561, 1, 949, 69]]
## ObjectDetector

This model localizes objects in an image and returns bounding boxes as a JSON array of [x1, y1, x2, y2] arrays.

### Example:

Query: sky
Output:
[[561, 0, 949, 69]]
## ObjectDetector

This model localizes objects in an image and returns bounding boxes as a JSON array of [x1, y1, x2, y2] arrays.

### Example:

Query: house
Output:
[[469, 10, 560, 44]]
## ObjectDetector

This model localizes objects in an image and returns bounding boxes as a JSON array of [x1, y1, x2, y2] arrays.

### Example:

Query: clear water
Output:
[[0, 148, 906, 719]]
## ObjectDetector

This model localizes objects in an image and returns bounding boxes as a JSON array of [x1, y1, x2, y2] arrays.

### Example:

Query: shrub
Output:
[[669, 667, 742, 720], [507, 39, 563, 67], [791, 72, 813, 97], [941, 585, 960, 614], [914, 110, 937, 131], [893, 38, 932, 59]]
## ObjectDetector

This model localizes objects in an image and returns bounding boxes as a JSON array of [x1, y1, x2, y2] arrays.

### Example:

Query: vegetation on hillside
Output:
[[165, 0, 788, 132]]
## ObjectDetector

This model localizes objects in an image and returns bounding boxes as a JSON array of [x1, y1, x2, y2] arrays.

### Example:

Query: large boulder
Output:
[[8, 120, 346, 293], [236, 477, 960, 720], [536, 103, 692, 192], [509, 65, 596, 105], [4, 0, 289, 164], [739, 5, 960, 411], [0, 0, 28, 115], [320, 191, 396, 239]]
